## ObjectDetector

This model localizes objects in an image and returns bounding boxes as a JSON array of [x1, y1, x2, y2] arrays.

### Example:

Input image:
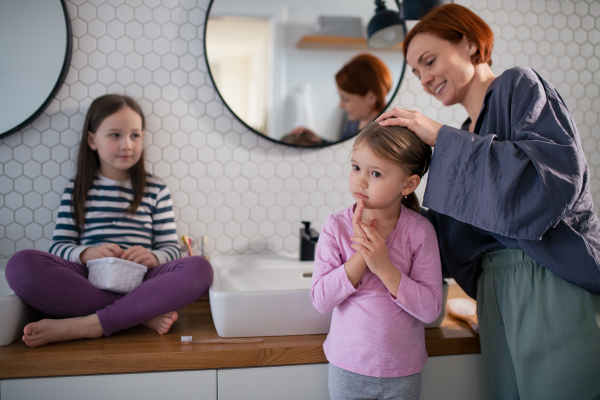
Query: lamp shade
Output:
[[402, 0, 454, 20], [367, 1, 406, 49]]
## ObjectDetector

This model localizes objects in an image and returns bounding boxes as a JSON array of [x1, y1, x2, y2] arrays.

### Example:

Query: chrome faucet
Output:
[[300, 221, 319, 261]]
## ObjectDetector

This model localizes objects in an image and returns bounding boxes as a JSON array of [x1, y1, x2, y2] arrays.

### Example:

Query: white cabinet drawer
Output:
[[1, 370, 217, 400], [421, 354, 484, 400], [218, 364, 329, 400]]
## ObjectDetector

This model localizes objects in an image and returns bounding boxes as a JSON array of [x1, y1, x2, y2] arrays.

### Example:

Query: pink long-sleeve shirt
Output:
[[311, 204, 443, 378]]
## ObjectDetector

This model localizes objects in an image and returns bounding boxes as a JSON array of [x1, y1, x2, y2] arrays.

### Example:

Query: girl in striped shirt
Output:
[[6, 94, 213, 347]]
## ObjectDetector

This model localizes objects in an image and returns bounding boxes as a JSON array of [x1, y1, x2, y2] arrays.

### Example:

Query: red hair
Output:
[[335, 53, 392, 112], [403, 4, 494, 66]]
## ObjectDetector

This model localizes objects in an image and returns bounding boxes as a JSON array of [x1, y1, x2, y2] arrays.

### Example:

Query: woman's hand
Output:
[[376, 108, 443, 147], [121, 246, 160, 268], [80, 243, 123, 264], [351, 222, 402, 297]]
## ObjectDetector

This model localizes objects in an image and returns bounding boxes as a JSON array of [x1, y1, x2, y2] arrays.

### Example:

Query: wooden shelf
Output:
[[297, 35, 403, 51]]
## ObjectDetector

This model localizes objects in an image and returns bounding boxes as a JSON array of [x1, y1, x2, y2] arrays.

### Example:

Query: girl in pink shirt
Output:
[[311, 122, 443, 400]]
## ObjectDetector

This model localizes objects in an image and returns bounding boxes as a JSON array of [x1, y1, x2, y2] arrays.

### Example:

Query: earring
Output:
[[470, 49, 474, 55]]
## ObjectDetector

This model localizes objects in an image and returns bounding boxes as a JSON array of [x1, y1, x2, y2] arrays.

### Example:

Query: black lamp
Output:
[[367, 0, 454, 49], [367, 0, 405, 49], [402, 0, 454, 20]]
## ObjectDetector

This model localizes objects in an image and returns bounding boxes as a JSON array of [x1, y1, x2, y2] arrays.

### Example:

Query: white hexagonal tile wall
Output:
[[1, 0, 599, 259]]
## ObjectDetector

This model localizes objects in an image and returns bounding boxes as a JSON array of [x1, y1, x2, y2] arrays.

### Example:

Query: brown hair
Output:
[[353, 122, 431, 213], [72, 94, 147, 231], [335, 53, 393, 112], [403, 4, 494, 66]]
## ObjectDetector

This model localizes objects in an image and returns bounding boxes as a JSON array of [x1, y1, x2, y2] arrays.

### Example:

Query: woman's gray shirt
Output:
[[422, 66, 600, 298]]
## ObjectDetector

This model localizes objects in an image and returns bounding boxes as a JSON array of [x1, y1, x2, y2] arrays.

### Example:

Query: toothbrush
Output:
[[181, 235, 193, 256], [201, 235, 207, 258], [187, 236, 193, 256], [181, 336, 263, 344]]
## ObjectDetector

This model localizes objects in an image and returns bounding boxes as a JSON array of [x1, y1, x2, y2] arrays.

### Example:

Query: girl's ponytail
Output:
[[401, 192, 421, 214]]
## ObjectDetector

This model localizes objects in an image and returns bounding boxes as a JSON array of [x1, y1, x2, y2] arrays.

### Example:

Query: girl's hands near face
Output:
[[80, 243, 124, 264], [351, 222, 391, 275], [376, 108, 443, 147], [121, 246, 160, 268], [352, 200, 367, 238], [352, 200, 378, 239], [351, 223, 403, 297]]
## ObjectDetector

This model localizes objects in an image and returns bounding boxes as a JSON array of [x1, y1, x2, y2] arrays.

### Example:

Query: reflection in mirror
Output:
[[206, 16, 272, 134], [205, 0, 406, 147], [0, 0, 71, 138]]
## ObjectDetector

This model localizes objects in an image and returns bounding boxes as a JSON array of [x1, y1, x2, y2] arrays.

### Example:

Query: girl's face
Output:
[[88, 106, 144, 181], [350, 144, 417, 211], [337, 86, 377, 122], [406, 32, 476, 107]]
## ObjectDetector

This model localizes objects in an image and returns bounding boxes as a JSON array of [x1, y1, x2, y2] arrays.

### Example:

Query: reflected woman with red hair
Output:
[[377, 4, 600, 399], [285, 53, 392, 145]]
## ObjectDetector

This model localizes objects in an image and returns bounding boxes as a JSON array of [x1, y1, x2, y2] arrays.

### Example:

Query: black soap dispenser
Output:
[[299, 221, 319, 261]]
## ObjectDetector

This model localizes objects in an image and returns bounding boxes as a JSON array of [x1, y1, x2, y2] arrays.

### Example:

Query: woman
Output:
[[285, 53, 392, 145], [377, 4, 600, 399]]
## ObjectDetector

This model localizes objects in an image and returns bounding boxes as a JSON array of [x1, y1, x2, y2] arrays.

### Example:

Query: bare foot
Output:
[[143, 311, 179, 334], [22, 314, 104, 347]]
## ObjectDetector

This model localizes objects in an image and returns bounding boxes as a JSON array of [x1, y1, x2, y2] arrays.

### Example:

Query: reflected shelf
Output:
[[297, 35, 404, 51]]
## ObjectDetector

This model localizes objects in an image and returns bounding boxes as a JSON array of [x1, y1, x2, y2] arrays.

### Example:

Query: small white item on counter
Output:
[[87, 257, 148, 294], [447, 298, 479, 333], [180, 336, 264, 344]]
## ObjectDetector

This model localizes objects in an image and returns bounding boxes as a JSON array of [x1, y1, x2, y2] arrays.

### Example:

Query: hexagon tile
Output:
[[1, 0, 599, 259]]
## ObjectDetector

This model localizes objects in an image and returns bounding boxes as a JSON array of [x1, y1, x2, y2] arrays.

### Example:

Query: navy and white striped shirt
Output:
[[50, 173, 181, 264]]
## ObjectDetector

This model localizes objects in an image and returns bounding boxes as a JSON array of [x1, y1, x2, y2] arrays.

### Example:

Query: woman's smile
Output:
[[434, 82, 446, 95]]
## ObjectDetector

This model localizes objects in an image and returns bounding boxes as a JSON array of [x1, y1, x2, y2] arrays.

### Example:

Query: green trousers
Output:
[[477, 249, 600, 400]]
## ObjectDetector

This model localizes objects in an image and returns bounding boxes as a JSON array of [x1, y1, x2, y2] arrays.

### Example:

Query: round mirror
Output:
[[0, 0, 72, 139], [204, 0, 406, 147]]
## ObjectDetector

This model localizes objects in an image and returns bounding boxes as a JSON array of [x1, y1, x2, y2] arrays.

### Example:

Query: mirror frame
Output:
[[0, 0, 73, 139], [203, 0, 407, 148]]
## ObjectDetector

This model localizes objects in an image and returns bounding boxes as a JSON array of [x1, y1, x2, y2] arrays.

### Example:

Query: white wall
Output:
[[1, 0, 599, 259]]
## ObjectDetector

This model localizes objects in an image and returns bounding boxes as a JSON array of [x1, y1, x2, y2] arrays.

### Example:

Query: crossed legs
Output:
[[5, 250, 213, 346]]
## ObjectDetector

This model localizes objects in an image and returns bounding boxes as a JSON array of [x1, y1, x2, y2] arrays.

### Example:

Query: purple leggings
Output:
[[5, 249, 213, 336]]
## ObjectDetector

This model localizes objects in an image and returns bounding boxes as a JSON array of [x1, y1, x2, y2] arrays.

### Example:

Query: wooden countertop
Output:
[[0, 285, 479, 380]]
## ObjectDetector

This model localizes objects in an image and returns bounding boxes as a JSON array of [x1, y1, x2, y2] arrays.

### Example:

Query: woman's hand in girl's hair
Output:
[[375, 107, 443, 147], [352, 200, 377, 239], [80, 243, 124, 264], [121, 246, 160, 268]]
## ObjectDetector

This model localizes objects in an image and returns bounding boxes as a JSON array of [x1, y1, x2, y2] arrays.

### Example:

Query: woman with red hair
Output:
[[377, 4, 600, 399], [286, 53, 392, 145]]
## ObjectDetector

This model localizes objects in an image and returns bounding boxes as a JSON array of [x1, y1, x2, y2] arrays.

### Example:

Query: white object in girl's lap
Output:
[[447, 297, 479, 333], [87, 257, 148, 294]]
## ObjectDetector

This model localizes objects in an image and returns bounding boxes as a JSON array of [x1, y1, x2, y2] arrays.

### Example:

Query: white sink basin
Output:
[[0, 260, 37, 346], [209, 253, 332, 337], [208, 254, 448, 338]]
